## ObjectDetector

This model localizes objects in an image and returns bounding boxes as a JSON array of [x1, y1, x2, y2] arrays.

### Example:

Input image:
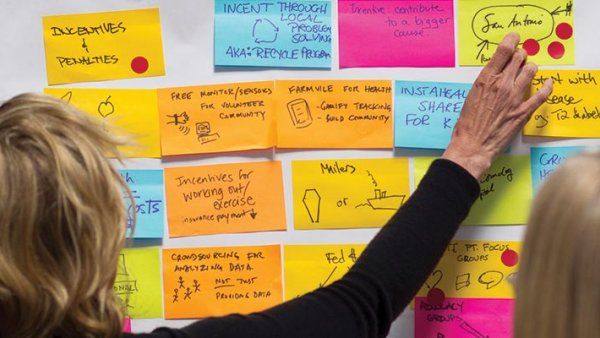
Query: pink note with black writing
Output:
[[415, 297, 513, 338], [339, 0, 455, 67]]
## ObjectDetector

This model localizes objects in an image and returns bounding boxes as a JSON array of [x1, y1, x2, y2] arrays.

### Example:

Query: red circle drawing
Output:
[[548, 41, 566, 59], [501, 249, 519, 267], [427, 288, 446, 306], [522, 39, 540, 56], [131, 56, 149, 74], [556, 23, 573, 40]]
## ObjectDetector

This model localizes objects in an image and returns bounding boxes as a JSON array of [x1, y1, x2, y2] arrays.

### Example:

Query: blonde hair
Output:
[[0, 93, 131, 337], [515, 152, 600, 338]]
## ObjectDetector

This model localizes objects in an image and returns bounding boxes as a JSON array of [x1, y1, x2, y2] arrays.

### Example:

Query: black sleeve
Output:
[[127, 159, 480, 338]]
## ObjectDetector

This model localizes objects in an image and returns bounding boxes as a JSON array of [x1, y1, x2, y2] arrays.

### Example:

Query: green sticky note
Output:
[[414, 155, 532, 225], [115, 246, 164, 318]]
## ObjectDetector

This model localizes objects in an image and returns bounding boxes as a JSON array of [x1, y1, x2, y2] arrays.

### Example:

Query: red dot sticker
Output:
[[501, 249, 519, 267], [522, 39, 540, 56], [548, 41, 565, 59], [131, 56, 149, 74], [427, 288, 446, 306], [556, 22, 573, 40]]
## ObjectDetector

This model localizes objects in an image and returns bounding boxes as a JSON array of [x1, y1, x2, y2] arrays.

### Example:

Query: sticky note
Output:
[[164, 161, 286, 237], [115, 247, 163, 319], [530, 146, 584, 191], [163, 245, 283, 319], [292, 158, 410, 229], [276, 80, 393, 148], [214, 1, 332, 68], [157, 82, 275, 156], [394, 81, 471, 149], [458, 0, 575, 65], [120, 170, 165, 238], [122, 317, 132, 333], [42, 8, 165, 84], [415, 297, 513, 338], [417, 241, 521, 299], [44, 88, 161, 158], [415, 156, 532, 225], [339, 0, 455, 67], [284, 244, 366, 299], [524, 70, 600, 138]]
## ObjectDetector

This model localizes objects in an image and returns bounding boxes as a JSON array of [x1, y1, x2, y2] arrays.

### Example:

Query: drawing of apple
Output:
[[97, 96, 115, 118]]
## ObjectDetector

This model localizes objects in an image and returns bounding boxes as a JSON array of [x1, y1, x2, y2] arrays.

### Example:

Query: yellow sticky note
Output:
[[292, 158, 410, 229], [417, 240, 521, 299], [164, 161, 286, 237], [458, 0, 575, 65], [414, 155, 532, 225], [163, 245, 283, 319], [284, 244, 366, 300], [524, 70, 600, 138], [115, 247, 163, 318], [157, 82, 276, 156], [44, 88, 161, 158], [276, 80, 393, 148], [43, 8, 165, 84]]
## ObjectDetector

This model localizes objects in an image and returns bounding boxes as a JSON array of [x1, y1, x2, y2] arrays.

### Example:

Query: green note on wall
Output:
[[414, 155, 532, 225], [115, 246, 164, 318]]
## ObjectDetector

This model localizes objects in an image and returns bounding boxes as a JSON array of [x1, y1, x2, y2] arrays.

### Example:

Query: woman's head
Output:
[[515, 152, 600, 338], [0, 93, 129, 337]]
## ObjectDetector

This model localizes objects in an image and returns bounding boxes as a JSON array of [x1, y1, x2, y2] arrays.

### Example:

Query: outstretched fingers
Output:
[[480, 32, 521, 77], [517, 79, 554, 121]]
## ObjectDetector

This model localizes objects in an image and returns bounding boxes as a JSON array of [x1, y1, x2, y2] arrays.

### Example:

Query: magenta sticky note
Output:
[[123, 317, 132, 333], [415, 297, 513, 338], [339, 0, 455, 67]]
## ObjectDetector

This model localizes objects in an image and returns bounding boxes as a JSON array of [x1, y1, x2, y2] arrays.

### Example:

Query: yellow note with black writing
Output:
[[524, 70, 600, 138], [284, 244, 366, 300], [414, 155, 532, 225], [44, 88, 161, 158], [42, 8, 165, 84], [292, 158, 410, 229]]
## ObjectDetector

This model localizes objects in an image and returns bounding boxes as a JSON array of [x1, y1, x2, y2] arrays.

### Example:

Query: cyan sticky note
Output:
[[120, 169, 165, 238], [394, 81, 471, 149], [214, 0, 332, 68], [530, 146, 584, 191]]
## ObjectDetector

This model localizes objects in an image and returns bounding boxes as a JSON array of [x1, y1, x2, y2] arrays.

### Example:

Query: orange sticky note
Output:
[[163, 245, 283, 319], [164, 161, 286, 237], [157, 82, 276, 156], [275, 80, 393, 148]]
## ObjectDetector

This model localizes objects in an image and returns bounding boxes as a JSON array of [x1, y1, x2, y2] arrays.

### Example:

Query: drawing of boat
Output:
[[366, 189, 405, 210]]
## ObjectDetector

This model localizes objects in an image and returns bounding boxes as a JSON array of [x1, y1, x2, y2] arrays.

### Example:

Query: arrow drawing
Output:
[[318, 266, 338, 287], [550, 1, 573, 16], [476, 40, 490, 61], [252, 18, 279, 44]]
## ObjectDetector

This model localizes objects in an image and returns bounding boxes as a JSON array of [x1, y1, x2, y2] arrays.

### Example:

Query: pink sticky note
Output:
[[415, 297, 513, 338], [123, 317, 132, 333], [339, 0, 455, 67]]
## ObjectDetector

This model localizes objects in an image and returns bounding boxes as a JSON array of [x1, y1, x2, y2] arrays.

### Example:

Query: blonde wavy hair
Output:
[[515, 152, 600, 338], [0, 93, 131, 337]]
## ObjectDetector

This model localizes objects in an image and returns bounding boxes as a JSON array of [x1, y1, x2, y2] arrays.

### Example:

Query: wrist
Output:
[[442, 143, 491, 180]]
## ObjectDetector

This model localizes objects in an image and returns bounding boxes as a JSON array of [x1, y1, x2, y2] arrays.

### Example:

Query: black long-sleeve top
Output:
[[126, 159, 480, 338]]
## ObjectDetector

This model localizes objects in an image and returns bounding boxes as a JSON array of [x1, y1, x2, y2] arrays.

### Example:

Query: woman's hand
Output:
[[442, 32, 553, 179]]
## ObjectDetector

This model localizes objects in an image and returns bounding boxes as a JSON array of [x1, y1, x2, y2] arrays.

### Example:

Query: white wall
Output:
[[1, 0, 599, 336]]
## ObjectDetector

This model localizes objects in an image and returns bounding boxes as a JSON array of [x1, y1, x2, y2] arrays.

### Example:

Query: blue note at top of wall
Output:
[[214, 0, 332, 68], [120, 169, 165, 238], [530, 146, 584, 192], [394, 81, 471, 150]]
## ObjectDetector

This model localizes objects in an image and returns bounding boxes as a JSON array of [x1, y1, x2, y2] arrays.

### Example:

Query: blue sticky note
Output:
[[394, 81, 471, 149], [120, 170, 165, 238], [214, 0, 332, 68], [530, 146, 584, 191]]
